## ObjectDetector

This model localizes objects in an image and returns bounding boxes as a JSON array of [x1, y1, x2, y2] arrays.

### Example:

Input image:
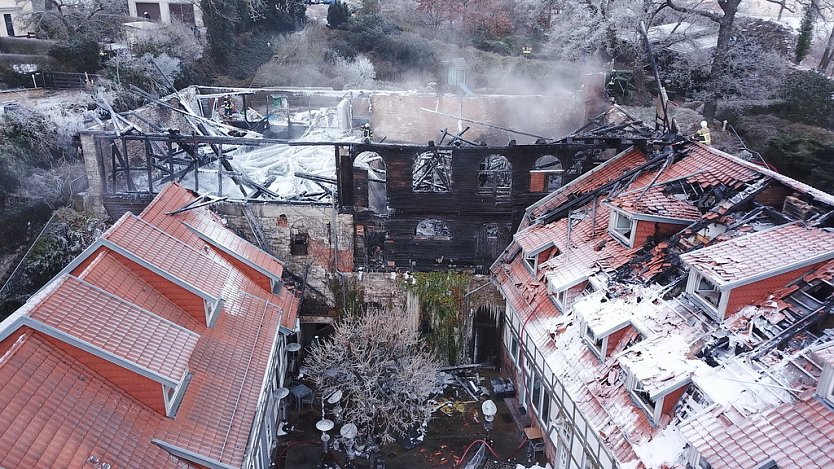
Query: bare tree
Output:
[[305, 307, 441, 444], [20, 0, 128, 41]]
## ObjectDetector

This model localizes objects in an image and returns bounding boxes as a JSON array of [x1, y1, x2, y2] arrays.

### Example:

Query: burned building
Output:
[[492, 139, 834, 468]]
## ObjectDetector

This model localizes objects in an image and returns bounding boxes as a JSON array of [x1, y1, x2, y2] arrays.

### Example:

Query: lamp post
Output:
[[340, 423, 358, 469], [481, 400, 497, 446], [276, 387, 290, 436], [316, 418, 335, 469]]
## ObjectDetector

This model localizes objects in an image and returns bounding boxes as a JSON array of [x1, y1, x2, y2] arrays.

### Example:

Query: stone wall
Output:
[[212, 202, 355, 302]]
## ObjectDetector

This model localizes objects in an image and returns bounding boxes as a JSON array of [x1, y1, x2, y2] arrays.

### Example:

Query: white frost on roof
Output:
[[572, 285, 664, 337], [692, 360, 790, 414], [631, 425, 687, 469], [619, 334, 710, 398]]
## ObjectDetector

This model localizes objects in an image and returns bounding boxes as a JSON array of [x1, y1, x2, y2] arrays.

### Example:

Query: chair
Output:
[[528, 439, 545, 462]]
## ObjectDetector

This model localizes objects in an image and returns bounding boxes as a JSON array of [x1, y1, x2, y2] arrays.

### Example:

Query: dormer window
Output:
[[550, 288, 567, 310], [524, 252, 537, 271], [583, 325, 605, 359], [609, 210, 634, 247], [627, 373, 659, 422], [686, 270, 727, 320], [695, 274, 720, 307]]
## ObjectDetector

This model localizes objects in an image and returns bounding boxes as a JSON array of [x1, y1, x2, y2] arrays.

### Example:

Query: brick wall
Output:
[[213, 203, 354, 305]]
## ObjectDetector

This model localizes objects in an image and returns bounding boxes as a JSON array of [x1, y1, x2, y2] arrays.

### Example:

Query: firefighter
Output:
[[362, 123, 373, 142], [694, 120, 711, 145], [222, 95, 234, 118]]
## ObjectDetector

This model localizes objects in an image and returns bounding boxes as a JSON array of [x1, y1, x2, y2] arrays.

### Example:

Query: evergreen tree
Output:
[[327, 1, 350, 29], [795, 5, 814, 64], [201, 0, 236, 65]]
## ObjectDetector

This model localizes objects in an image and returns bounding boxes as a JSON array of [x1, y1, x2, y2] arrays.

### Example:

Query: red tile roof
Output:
[[0, 331, 176, 468], [680, 399, 834, 469], [609, 184, 701, 221], [496, 140, 834, 469], [140, 183, 285, 286], [105, 213, 230, 300], [680, 223, 834, 287], [528, 148, 648, 220], [26, 275, 198, 384], [0, 182, 300, 468]]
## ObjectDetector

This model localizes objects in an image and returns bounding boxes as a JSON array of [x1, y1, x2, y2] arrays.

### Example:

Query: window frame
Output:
[[608, 209, 635, 247], [582, 323, 607, 360], [627, 372, 664, 424], [686, 270, 728, 320]]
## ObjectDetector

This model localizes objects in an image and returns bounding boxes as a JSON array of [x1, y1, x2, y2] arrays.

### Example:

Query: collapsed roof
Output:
[[494, 138, 834, 468]]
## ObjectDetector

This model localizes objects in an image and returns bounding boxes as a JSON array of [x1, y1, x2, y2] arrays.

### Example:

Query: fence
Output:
[[29, 71, 102, 90]]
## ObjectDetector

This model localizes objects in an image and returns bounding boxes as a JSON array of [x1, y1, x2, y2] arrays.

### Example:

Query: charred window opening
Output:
[[415, 219, 450, 239], [584, 326, 605, 356], [354, 151, 388, 214], [484, 223, 499, 238], [477, 154, 512, 195], [533, 154, 563, 192], [290, 223, 309, 256], [413, 150, 452, 192]]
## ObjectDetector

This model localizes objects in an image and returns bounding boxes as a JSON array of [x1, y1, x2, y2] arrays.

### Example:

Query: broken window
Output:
[[484, 223, 499, 238], [169, 3, 195, 24], [532, 155, 563, 192], [694, 273, 720, 308], [290, 225, 309, 256], [477, 154, 512, 195], [630, 377, 656, 416], [609, 210, 634, 245], [415, 219, 450, 238], [524, 252, 537, 271], [413, 150, 452, 192], [550, 288, 568, 310], [583, 324, 605, 358]]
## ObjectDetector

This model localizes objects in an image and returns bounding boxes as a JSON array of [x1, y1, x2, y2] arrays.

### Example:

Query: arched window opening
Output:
[[531, 155, 563, 192], [354, 151, 388, 214], [290, 221, 309, 256]]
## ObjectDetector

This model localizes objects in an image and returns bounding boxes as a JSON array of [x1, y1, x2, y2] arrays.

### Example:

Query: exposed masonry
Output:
[[493, 138, 834, 469]]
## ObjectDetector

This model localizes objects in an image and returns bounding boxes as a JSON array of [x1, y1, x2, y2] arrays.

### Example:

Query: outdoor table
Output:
[[289, 383, 313, 410]]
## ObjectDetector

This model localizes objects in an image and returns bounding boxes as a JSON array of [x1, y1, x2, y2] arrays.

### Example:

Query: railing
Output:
[[30, 71, 102, 90]]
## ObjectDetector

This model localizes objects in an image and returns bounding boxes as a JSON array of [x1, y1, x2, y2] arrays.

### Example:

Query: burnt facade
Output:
[[338, 142, 624, 272]]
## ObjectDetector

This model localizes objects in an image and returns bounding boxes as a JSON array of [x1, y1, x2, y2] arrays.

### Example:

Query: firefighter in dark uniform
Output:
[[362, 123, 373, 142], [222, 95, 234, 118]]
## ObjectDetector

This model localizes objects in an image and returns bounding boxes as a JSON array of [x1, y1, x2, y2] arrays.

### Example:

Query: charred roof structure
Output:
[[79, 85, 651, 273], [0, 183, 300, 468], [492, 138, 834, 468]]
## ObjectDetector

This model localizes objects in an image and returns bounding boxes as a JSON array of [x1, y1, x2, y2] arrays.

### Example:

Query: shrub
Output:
[[781, 70, 834, 126], [48, 36, 101, 73]]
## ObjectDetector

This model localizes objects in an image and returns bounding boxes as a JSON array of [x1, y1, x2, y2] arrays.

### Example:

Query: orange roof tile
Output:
[[26, 275, 198, 384], [0, 184, 300, 468], [680, 223, 834, 287], [140, 183, 284, 285], [105, 213, 230, 300], [0, 332, 177, 469], [610, 184, 701, 221], [680, 399, 834, 469]]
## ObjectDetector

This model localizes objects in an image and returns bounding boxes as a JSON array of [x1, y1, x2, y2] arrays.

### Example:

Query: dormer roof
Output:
[[608, 183, 701, 222], [680, 223, 834, 289]]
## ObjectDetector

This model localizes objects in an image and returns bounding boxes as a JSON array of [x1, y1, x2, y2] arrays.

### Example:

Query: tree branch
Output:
[[663, 0, 723, 22]]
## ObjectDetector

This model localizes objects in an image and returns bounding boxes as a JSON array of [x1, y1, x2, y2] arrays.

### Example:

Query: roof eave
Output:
[[719, 251, 834, 290]]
